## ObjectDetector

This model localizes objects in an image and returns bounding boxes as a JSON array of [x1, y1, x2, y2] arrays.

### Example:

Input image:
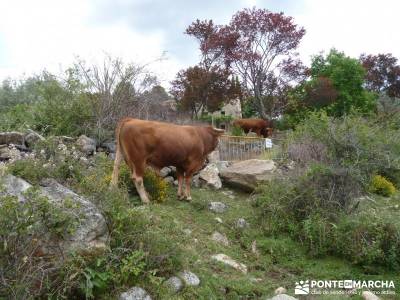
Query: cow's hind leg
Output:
[[183, 161, 203, 201], [184, 175, 193, 201], [177, 169, 185, 200]]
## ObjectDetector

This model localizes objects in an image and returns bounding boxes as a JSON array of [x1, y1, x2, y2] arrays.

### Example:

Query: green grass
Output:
[[4, 154, 399, 299], [127, 187, 399, 299]]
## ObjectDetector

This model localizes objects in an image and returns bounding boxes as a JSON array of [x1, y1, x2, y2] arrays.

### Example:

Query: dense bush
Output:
[[288, 112, 400, 184], [370, 175, 396, 196], [0, 189, 81, 298], [0, 72, 94, 135], [255, 112, 400, 270], [230, 125, 245, 136]]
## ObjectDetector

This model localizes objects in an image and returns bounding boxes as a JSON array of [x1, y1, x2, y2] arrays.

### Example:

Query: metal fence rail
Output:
[[218, 135, 271, 161]]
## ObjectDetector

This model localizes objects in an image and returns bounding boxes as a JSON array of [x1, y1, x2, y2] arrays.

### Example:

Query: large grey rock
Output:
[[0, 145, 21, 161], [211, 231, 229, 246], [211, 253, 247, 274], [163, 176, 174, 184], [76, 135, 96, 155], [0, 131, 24, 145], [0, 145, 11, 160], [178, 270, 200, 286], [192, 174, 201, 188], [208, 150, 220, 163], [199, 163, 222, 189], [160, 167, 171, 178], [164, 276, 183, 293], [24, 130, 45, 147], [119, 287, 152, 300], [208, 202, 227, 213], [268, 295, 298, 300], [1, 175, 109, 258], [216, 160, 230, 172], [220, 159, 276, 192]]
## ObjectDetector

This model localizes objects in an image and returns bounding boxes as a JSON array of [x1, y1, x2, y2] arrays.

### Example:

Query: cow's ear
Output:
[[212, 128, 225, 135]]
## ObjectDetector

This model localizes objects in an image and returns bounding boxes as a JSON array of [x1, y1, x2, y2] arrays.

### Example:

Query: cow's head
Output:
[[261, 127, 273, 138], [205, 127, 225, 153]]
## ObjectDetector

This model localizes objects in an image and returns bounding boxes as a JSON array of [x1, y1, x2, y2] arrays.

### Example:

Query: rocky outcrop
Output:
[[0, 131, 24, 145], [1, 175, 109, 258], [0, 144, 23, 162], [76, 135, 97, 155], [220, 159, 276, 191], [24, 130, 45, 147]]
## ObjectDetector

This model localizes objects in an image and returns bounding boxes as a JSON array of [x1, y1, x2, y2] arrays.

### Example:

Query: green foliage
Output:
[[289, 112, 400, 183], [241, 97, 257, 118], [0, 71, 94, 136], [143, 168, 169, 203], [230, 125, 245, 136], [370, 175, 396, 197], [283, 49, 377, 127], [8, 159, 50, 185], [0, 103, 36, 131], [197, 114, 233, 128], [32, 72, 93, 136], [309, 49, 377, 116]]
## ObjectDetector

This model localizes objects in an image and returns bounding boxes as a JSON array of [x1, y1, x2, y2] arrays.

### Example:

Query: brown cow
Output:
[[232, 118, 273, 138], [110, 118, 224, 203]]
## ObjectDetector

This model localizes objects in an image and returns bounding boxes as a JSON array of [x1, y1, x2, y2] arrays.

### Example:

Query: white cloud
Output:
[[0, 0, 181, 84], [295, 0, 400, 63], [0, 0, 399, 85]]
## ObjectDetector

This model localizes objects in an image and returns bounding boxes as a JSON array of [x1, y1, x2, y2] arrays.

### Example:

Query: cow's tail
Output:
[[110, 119, 128, 187]]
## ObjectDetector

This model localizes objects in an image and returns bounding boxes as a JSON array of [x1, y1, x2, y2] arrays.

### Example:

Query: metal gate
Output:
[[217, 135, 272, 161]]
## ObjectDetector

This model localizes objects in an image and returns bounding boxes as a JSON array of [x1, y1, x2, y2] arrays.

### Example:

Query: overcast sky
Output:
[[0, 0, 399, 87]]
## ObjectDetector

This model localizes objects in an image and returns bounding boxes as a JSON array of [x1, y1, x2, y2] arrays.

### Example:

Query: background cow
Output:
[[111, 118, 224, 203], [232, 118, 273, 138]]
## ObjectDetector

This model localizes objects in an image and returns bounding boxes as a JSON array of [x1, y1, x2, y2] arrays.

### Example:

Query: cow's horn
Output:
[[213, 128, 225, 134]]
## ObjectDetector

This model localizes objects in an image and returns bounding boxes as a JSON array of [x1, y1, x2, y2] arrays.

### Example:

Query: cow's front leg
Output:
[[177, 172, 185, 200]]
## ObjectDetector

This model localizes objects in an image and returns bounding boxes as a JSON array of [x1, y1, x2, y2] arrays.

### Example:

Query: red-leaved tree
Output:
[[360, 53, 400, 98], [170, 66, 241, 118], [186, 8, 307, 118]]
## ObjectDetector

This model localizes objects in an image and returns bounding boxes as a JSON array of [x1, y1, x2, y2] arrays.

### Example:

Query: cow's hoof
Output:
[[177, 195, 185, 201], [185, 196, 192, 202]]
